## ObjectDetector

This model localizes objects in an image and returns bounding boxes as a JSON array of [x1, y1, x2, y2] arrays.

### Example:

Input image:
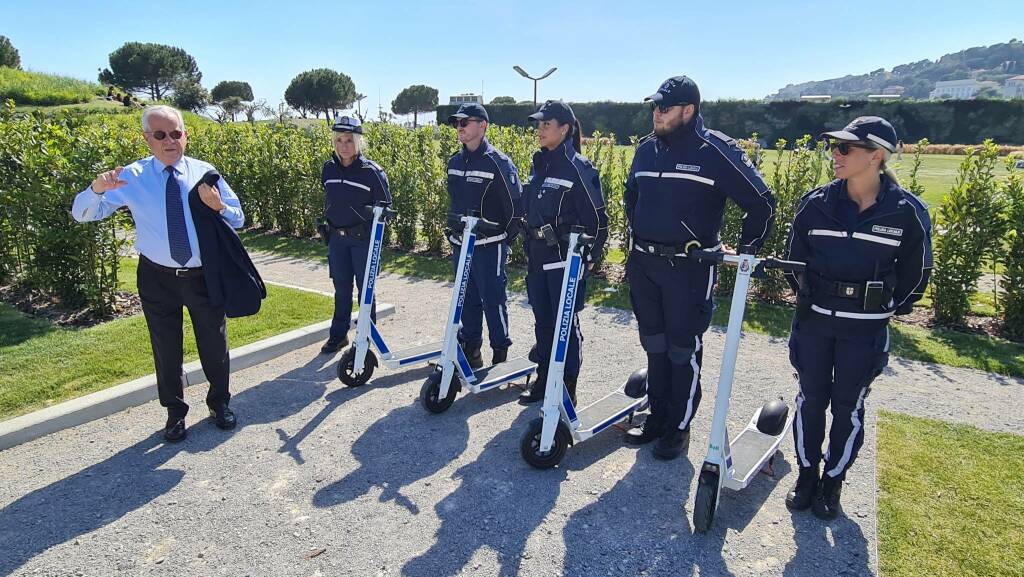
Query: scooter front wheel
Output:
[[337, 347, 377, 387], [420, 370, 458, 413], [692, 468, 720, 533], [520, 417, 570, 469]]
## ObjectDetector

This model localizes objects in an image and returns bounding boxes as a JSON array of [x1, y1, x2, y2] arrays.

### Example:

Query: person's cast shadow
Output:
[[0, 355, 336, 575]]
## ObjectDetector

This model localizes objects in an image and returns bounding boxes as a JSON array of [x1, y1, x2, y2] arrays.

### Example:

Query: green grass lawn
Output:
[[878, 411, 1024, 577], [0, 259, 333, 420], [0, 68, 103, 106], [240, 231, 1024, 378]]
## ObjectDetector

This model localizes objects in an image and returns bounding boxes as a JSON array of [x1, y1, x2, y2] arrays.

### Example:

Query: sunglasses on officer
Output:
[[829, 141, 879, 156], [451, 118, 482, 128], [146, 129, 185, 141], [648, 102, 686, 114]]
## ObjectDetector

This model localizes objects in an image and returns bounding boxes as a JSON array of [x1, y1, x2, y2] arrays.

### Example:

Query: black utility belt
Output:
[[329, 222, 369, 239], [527, 224, 569, 247], [141, 255, 204, 278], [821, 279, 890, 311], [631, 236, 703, 258]]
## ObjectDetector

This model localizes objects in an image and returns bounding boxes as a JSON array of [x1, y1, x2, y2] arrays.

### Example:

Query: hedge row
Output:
[[437, 99, 1024, 146]]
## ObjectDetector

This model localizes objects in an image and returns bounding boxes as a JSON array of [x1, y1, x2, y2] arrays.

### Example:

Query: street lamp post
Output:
[[513, 66, 557, 107]]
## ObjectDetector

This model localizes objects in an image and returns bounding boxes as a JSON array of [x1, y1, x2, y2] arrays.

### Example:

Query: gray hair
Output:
[[141, 105, 185, 132], [331, 131, 366, 155]]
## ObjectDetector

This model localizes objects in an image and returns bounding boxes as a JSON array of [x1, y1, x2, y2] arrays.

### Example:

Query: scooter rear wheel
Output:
[[693, 468, 720, 533], [520, 417, 570, 469], [337, 347, 377, 387], [420, 370, 458, 413]]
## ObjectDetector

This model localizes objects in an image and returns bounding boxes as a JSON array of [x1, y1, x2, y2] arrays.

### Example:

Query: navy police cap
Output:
[[448, 103, 489, 125], [822, 116, 898, 153], [331, 115, 363, 134], [645, 76, 701, 107], [527, 100, 576, 124]]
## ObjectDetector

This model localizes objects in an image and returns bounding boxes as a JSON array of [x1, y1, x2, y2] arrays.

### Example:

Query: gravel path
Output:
[[0, 252, 1018, 577]]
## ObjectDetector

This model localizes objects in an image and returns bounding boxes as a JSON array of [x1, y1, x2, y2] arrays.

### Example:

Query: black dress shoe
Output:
[[164, 418, 186, 442], [786, 466, 820, 511], [653, 427, 690, 461], [209, 405, 237, 430], [491, 348, 508, 365], [812, 475, 843, 520], [625, 415, 664, 446], [320, 337, 348, 354]]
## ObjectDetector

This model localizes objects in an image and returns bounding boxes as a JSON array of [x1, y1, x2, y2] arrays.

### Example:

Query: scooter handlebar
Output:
[[689, 249, 725, 264], [759, 257, 806, 273], [446, 212, 502, 235], [364, 204, 398, 222]]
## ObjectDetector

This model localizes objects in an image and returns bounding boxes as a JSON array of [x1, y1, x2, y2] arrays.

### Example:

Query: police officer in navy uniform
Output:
[[445, 103, 524, 368], [784, 117, 931, 519], [623, 77, 776, 460], [319, 116, 393, 354], [518, 100, 608, 404]]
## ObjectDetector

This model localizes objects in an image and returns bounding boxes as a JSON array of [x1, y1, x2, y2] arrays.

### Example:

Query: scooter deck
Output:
[[473, 357, 536, 390], [576, 390, 641, 435], [387, 341, 444, 365], [725, 428, 780, 489]]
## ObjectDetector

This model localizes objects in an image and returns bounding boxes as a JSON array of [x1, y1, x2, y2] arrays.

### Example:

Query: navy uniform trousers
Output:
[[453, 241, 513, 352], [626, 251, 716, 431], [789, 318, 890, 480], [526, 247, 586, 380], [328, 233, 376, 341]]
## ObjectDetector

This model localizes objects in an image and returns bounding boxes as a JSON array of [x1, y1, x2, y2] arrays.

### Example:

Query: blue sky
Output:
[[6, 0, 1021, 122]]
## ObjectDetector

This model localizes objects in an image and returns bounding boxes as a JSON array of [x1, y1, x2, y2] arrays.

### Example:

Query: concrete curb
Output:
[[0, 304, 394, 451]]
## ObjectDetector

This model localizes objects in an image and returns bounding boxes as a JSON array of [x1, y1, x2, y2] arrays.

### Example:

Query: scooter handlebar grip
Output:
[[762, 257, 806, 273], [689, 249, 724, 264]]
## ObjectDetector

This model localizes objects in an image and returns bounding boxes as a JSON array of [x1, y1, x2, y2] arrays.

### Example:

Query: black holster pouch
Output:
[[796, 273, 813, 321], [540, 224, 558, 247], [316, 217, 330, 246]]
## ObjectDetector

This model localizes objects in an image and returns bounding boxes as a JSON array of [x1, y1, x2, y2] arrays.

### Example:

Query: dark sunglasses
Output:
[[829, 141, 878, 155], [451, 118, 482, 128], [648, 102, 686, 114], [147, 130, 184, 141]]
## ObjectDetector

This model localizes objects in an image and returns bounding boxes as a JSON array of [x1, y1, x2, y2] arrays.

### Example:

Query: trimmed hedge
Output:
[[438, 100, 1024, 146]]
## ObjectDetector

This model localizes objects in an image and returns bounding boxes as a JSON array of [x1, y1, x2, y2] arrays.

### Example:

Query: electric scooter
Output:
[[419, 211, 538, 413], [519, 227, 649, 469], [687, 247, 805, 533], [336, 202, 446, 386]]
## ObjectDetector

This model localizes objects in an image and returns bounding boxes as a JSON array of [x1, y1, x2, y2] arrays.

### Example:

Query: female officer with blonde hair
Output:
[[783, 116, 931, 519], [318, 116, 392, 354]]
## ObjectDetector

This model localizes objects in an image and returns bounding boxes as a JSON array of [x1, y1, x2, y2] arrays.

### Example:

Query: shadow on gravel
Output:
[[782, 510, 871, 577], [312, 381, 519, 515], [401, 409, 622, 577], [276, 364, 429, 465], [560, 438, 800, 576], [0, 356, 332, 576]]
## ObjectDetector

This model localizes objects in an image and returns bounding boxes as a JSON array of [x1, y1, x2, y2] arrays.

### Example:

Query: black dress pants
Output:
[[138, 256, 230, 421]]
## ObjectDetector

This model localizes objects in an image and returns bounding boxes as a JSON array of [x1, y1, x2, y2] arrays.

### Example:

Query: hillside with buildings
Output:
[[767, 39, 1024, 100]]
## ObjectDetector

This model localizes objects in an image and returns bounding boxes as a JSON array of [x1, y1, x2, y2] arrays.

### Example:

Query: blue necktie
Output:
[[165, 166, 193, 266]]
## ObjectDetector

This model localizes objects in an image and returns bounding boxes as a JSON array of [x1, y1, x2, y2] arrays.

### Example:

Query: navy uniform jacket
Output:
[[322, 153, 392, 229], [625, 114, 775, 251], [187, 171, 266, 318], [784, 175, 932, 334], [523, 140, 608, 265], [446, 137, 523, 243]]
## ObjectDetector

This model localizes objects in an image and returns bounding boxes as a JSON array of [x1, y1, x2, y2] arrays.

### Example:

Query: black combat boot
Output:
[[812, 474, 843, 520], [785, 466, 820, 511]]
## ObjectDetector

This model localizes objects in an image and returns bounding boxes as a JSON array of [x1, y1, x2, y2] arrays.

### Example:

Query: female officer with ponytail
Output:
[[517, 100, 608, 405], [783, 116, 932, 519]]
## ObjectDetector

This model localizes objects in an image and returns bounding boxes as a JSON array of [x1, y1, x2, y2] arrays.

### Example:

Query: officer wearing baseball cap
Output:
[[622, 76, 776, 460], [518, 100, 608, 404], [782, 115, 931, 519], [319, 115, 392, 354], [444, 103, 524, 368]]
